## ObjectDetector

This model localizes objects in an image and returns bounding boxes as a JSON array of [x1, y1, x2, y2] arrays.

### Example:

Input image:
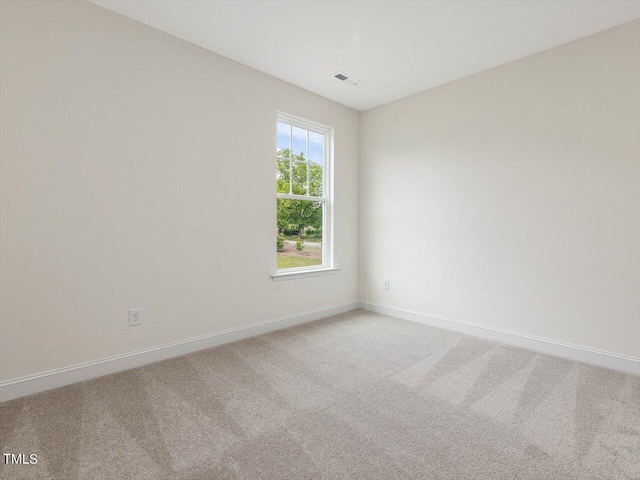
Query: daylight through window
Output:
[[276, 114, 332, 271]]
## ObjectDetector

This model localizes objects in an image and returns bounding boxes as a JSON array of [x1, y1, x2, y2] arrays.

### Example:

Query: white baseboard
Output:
[[0, 302, 359, 402], [4, 300, 636, 402], [361, 301, 640, 376]]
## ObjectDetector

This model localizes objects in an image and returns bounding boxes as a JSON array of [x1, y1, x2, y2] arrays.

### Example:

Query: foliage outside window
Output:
[[276, 114, 331, 271]]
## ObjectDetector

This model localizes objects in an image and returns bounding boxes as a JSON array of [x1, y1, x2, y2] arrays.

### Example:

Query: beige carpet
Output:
[[1, 310, 638, 479]]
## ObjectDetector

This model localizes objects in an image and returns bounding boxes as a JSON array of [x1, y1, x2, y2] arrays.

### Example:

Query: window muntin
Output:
[[276, 114, 331, 272]]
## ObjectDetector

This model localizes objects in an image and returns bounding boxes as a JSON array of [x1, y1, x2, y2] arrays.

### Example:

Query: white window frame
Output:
[[272, 112, 338, 281]]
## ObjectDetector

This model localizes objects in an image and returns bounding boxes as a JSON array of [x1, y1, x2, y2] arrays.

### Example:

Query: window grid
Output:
[[277, 129, 325, 201], [276, 112, 332, 272]]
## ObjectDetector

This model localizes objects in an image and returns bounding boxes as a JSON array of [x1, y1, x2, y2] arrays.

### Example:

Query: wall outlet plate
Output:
[[383, 279, 390, 290], [129, 308, 142, 326]]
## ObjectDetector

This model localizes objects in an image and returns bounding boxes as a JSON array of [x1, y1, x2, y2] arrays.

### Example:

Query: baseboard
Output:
[[4, 300, 635, 402], [0, 302, 359, 403], [361, 301, 640, 376]]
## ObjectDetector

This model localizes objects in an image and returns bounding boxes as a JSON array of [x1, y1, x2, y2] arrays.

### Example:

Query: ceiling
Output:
[[90, 1, 640, 111]]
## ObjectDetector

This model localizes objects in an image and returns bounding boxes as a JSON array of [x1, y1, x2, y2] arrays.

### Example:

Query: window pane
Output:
[[308, 162, 323, 197], [292, 126, 307, 161], [291, 161, 308, 195], [277, 198, 323, 269], [277, 122, 291, 157], [277, 158, 291, 194], [309, 131, 323, 165]]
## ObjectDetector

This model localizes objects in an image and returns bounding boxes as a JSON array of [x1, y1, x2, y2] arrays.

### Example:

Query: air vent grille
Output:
[[334, 72, 360, 86]]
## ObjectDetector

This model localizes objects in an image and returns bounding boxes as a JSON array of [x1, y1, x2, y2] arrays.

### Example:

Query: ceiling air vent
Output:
[[334, 72, 360, 86]]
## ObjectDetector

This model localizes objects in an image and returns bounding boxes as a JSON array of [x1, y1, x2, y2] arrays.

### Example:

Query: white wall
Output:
[[0, 0, 360, 382], [2, 1, 638, 387], [360, 20, 640, 358]]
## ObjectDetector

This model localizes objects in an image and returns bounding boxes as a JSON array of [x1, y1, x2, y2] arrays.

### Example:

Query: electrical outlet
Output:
[[129, 308, 142, 326], [383, 279, 390, 290]]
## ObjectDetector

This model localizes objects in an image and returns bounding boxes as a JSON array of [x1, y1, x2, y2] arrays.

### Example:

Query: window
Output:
[[275, 112, 333, 275]]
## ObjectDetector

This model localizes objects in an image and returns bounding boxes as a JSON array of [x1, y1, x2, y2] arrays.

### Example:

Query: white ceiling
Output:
[[90, 0, 640, 111]]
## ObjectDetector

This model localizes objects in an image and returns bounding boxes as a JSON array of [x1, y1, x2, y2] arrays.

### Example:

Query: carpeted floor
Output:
[[1, 310, 638, 479]]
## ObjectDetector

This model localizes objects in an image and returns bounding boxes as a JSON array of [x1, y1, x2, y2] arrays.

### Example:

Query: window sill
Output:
[[271, 267, 340, 282]]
